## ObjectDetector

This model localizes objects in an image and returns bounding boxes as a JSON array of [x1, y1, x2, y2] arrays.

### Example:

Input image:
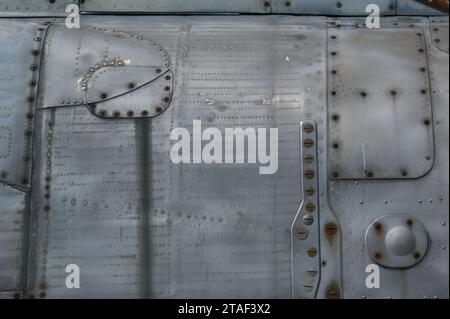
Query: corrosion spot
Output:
[[325, 223, 338, 237], [325, 283, 341, 299]]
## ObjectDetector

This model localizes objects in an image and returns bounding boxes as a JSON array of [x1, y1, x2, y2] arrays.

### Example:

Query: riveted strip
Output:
[[291, 120, 321, 299], [0, 21, 51, 190]]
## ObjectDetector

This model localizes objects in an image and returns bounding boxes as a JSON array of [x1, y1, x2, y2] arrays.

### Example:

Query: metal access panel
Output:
[[0, 0, 72, 17], [272, 0, 396, 15], [328, 28, 434, 180], [80, 0, 270, 13]]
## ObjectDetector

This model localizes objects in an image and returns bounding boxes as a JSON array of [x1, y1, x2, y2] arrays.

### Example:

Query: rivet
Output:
[[295, 226, 308, 240], [113, 111, 120, 118], [304, 154, 314, 164], [142, 110, 149, 117], [127, 111, 134, 117], [304, 139, 314, 148], [26, 112, 33, 119], [332, 143, 339, 149], [325, 223, 338, 236], [164, 86, 171, 92], [326, 286, 340, 299], [305, 187, 315, 196], [407, 219, 414, 226], [331, 114, 340, 121], [100, 93, 108, 99], [307, 247, 318, 258], [0, 171, 8, 179], [333, 172, 339, 178], [165, 75, 172, 81], [21, 176, 29, 185], [360, 91, 368, 97], [29, 80, 37, 87], [413, 252, 421, 259], [374, 252, 382, 259], [99, 110, 107, 117], [164, 97, 171, 103], [27, 96, 35, 103], [30, 64, 39, 71], [303, 123, 314, 133], [31, 49, 40, 56], [305, 202, 316, 213], [303, 214, 314, 226], [155, 106, 163, 113], [374, 223, 382, 232], [128, 82, 136, 89], [304, 170, 315, 179], [367, 171, 374, 178], [335, 1, 343, 8]]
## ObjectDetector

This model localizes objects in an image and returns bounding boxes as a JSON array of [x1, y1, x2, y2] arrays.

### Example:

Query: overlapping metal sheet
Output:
[[0, 8, 448, 300]]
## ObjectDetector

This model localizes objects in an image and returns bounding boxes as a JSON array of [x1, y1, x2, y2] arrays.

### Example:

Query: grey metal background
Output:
[[0, 14, 448, 299], [0, 1, 444, 16], [0, 20, 44, 190]]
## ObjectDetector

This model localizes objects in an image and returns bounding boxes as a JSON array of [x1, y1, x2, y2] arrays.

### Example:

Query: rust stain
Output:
[[325, 282, 341, 299]]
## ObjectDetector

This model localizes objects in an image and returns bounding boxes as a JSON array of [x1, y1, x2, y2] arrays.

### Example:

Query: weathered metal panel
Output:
[[0, 15, 447, 299], [0, 184, 28, 291], [328, 28, 434, 180], [330, 16, 449, 299], [80, 0, 270, 13], [0, 0, 72, 17], [27, 16, 335, 298], [272, 0, 395, 15], [0, 20, 48, 189]]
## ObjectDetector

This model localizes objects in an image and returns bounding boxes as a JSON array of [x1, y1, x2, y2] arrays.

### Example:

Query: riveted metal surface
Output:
[[330, 16, 448, 299], [0, 14, 446, 299], [38, 25, 171, 109], [0, 0, 72, 17], [272, 0, 396, 15], [80, 0, 270, 13], [25, 15, 332, 298], [366, 215, 429, 268], [430, 19, 449, 53], [0, 20, 48, 189], [0, 184, 28, 291], [291, 121, 321, 299], [90, 70, 174, 119], [328, 27, 434, 180]]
